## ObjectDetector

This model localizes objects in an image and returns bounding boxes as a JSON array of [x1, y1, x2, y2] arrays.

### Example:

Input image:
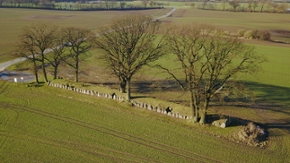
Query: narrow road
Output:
[[0, 57, 26, 72]]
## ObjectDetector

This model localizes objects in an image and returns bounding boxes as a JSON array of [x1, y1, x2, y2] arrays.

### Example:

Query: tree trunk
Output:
[[126, 78, 131, 101], [199, 109, 206, 125], [119, 77, 126, 93], [75, 56, 79, 82], [260, 5, 264, 12], [42, 61, 48, 82], [33, 61, 39, 83], [199, 97, 210, 125], [53, 66, 58, 80], [190, 90, 199, 122], [75, 69, 78, 82]]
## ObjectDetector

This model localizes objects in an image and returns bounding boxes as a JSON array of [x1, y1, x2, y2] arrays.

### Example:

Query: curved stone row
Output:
[[48, 82, 191, 120], [47, 82, 125, 101], [130, 100, 191, 120]]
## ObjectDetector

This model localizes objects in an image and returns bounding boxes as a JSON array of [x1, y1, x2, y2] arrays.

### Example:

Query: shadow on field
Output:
[[82, 76, 290, 137], [245, 81, 290, 105]]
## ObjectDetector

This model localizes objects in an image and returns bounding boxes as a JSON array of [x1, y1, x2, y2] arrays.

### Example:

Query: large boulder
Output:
[[212, 117, 232, 128]]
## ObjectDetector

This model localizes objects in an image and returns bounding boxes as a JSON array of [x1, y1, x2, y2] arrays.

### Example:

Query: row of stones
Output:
[[48, 82, 191, 120], [131, 100, 191, 120], [47, 82, 125, 101]]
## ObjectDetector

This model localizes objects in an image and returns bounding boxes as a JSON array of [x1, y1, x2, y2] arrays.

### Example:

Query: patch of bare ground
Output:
[[271, 30, 290, 39]]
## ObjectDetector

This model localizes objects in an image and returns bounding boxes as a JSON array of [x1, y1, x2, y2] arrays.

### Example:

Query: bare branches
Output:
[[15, 23, 57, 83], [95, 14, 166, 101], [61, 27, 94, 82], [163, 23, 265, 124]]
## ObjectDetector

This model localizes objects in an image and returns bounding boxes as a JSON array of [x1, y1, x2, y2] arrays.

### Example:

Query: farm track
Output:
[[0, 102, 225, 163]]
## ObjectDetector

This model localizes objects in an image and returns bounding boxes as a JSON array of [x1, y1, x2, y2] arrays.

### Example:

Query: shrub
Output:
[[258, 30, 271, 41], [237, 29, 246, 37], [244, 29, 259, 39], [244, 30, 254, 39]]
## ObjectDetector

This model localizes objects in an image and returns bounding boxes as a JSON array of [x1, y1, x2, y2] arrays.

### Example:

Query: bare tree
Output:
[[201, 0, 207, 9], [95, 14, 166, 101], [162, 24, 264, 124], [15, 33, 40, 83], [61, 27, 94, 82], [44, 27, 66, 80], [267, 0, 278, 12], [259, 0, 267, 12], [276, 3, 288, 13], [15, 23, 56, 83], [252, 0, 258, 11], [119, 1, 126, 9], [110, 0, 117, 8], [229, 0, 240, 11], [160, 24, 211, 122], [149, 0, 156, 7], [141, 0, 149, 8], [221, 0, 228, 11], [247, 0, 253, 12]]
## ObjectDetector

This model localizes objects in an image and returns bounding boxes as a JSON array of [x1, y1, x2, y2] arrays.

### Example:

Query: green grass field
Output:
[[0, 81, 290, 162], [1, 8, 290, 162]]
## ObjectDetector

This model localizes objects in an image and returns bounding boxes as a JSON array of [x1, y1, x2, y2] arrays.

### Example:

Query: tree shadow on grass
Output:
[[244, 81, 290, 107], [221, 81, 290, 135], [26, 82, 45, 87], [89, 78, 290, 135], [131, 80, 290, 132]]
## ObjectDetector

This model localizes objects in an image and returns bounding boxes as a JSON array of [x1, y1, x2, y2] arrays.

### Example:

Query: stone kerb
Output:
[[48, 82, 190, 120]]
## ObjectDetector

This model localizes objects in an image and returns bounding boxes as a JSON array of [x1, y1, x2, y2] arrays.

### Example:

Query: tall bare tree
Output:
[[259, 0, 267, 12], [229, 0, 240, 11], [15, 39, 40, 83], [95, 14, 166, 101], [162, 23, 264, 124], [221, 0, 228, 11], [15, 23, 56, 83], [44, 27, 66, 80], [61, 27, 94, 82], [201, 0, 207, 9], [141, 0, 149, 8]]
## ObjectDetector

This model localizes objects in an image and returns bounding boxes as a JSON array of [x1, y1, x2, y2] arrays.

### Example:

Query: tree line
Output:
[[0, 0, 166, 10], [15, 14, 264, 124], [194, 0, 289, 13]]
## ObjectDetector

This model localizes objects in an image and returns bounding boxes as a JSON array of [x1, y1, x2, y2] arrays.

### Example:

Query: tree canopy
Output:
[[95, 14, 166, 101], [161, 23, 265, 124]]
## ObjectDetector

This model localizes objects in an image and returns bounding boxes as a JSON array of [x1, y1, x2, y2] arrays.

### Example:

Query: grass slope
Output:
[[0, 81, 290, 162]]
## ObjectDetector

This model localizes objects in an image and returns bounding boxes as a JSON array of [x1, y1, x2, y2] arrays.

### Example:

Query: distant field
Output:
[[0, 81, 290, 162], [163, 9, 290, 42], [0, 8, 170, 62]]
